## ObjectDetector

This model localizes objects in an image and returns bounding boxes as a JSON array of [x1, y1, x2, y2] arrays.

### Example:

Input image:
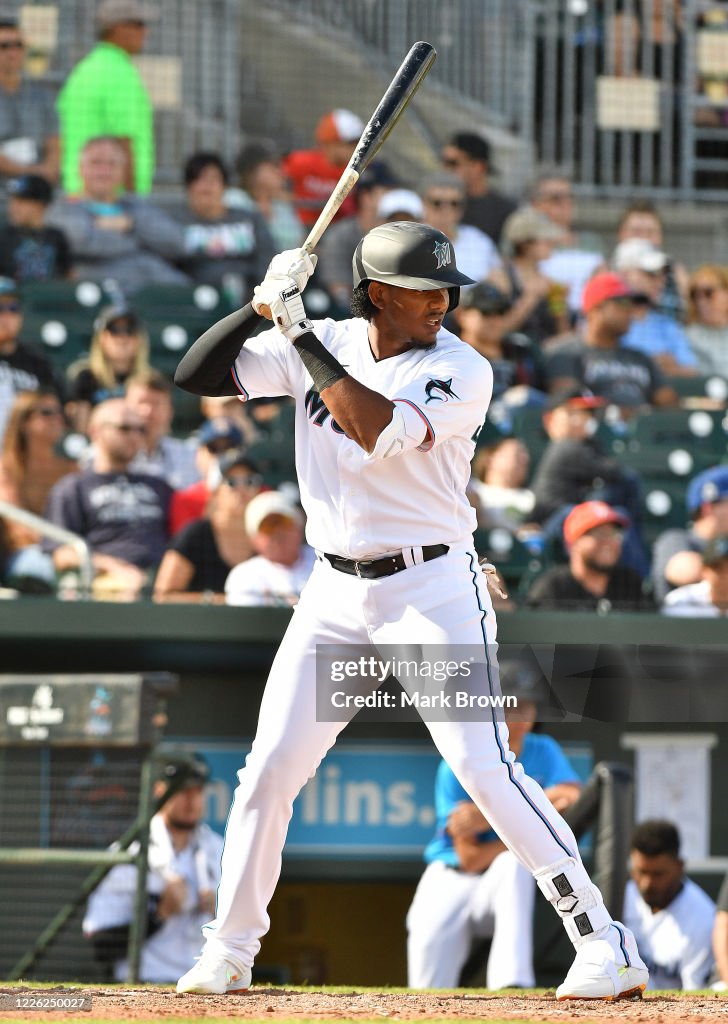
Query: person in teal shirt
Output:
[[407, 671, 582, 990], [57, 0, 157, 195]]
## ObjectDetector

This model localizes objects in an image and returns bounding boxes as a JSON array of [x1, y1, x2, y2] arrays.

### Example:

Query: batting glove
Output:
[[252, 278, 313, 342], [265, 248, 318, 294]]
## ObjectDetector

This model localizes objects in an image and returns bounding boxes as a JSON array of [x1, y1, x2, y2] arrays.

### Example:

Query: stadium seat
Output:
[[20, 311, 91, 370], [132, 282, 235, 318], [244, 437, 296, 487], [665, 373, 728, 403], [473, 527, 544, 597], [20, 279, 111, 315], [640, 483, 689, 545], [171, 388, 204, 438]]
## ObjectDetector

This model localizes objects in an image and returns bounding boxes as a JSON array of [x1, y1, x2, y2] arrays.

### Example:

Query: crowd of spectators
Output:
[[0, 3, 725, 617]]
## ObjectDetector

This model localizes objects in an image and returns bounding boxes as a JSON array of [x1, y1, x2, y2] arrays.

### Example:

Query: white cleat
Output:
[[556, 922, 649, 1001], [176, 953, 252, 994]]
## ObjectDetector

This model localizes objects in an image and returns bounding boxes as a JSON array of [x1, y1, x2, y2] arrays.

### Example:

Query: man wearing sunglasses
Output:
[[0, 12, 59, 187], [44, 396, 172, 599], [420, 173, 501, 285], [0, 276, 64, 443]]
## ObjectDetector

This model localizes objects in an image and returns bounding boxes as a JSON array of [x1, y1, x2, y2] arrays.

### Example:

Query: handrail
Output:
[[0, 500, 93, 600]]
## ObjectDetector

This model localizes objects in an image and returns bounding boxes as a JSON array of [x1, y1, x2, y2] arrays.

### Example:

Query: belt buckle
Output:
[[354, 559, 373, 578]]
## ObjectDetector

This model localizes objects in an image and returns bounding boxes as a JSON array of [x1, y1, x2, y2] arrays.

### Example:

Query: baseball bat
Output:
[[258, 40, 437, 319]]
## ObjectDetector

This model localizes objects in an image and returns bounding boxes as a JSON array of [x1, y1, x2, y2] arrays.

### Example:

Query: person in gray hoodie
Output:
[[45, 135, 190, 296]]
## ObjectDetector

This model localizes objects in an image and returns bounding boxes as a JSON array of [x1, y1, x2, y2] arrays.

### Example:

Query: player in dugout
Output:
[[172, 228, 649, 1000]]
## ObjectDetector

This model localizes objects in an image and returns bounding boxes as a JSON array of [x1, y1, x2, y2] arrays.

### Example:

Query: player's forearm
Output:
[[318, 375, 395, 453], [175, 303, 263, 396]]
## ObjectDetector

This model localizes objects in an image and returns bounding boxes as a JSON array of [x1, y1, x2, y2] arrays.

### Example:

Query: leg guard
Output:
[[535, 857, 613, 947]]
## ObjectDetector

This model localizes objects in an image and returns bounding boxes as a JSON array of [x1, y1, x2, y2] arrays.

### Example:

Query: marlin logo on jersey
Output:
[[425, 378, 459, 404], [433, 240, 452, 269]]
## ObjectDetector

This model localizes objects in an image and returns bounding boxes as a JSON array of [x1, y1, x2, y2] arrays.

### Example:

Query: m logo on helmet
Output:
[[433, 240, 452, 270]]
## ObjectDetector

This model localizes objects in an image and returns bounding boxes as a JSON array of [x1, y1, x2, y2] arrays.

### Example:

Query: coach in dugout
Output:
[[83, 753, 223, 982], [406, 662, 582, 989]]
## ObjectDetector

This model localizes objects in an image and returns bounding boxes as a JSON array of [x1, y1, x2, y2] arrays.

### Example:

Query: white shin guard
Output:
[[535, 857, 613, 948]]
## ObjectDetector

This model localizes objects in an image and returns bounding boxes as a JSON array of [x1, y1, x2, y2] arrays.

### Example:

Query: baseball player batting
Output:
[[174, 224, 648, 1000]]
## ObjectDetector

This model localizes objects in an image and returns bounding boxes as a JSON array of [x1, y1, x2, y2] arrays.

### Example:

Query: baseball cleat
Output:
[[556, 922, 649, 1001], [176, 953, 252, 994]]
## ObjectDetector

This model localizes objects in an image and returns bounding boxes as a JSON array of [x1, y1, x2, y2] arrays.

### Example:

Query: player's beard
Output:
[[407, 337, 438, 350]]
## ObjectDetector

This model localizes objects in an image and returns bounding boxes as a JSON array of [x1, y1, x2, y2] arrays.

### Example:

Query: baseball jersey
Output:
[[83, 813, 224, 982], [424, 733, 581, 867], [623, 878, 716, 989], [231, 318, 493, 559]]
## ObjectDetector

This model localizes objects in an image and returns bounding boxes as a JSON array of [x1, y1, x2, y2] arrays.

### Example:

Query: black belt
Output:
[[323, 544, 449, 580]]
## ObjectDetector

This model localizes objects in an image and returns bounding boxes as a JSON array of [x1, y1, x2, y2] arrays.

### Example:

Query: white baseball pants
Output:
[[202, 549, 597, 969], [406, 854, 535, 989]]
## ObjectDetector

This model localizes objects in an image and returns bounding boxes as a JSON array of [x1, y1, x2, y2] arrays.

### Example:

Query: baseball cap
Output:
[[563, 501, 629, 546], [157, 751, 210, 790], [545, 385, 606, 412], [7, 174, 53, 204], [502, 206, 564, 249], [218, 447, 260, 478], [0, 276, 19, 299], [197, 417, 243, 450], [377, 189, 424, 221], [460, 281, 513, 316], [358, 160, 399, 191], [315, 109, 364, 144], [613, 238, 669, 273], [686, 465, 728, 514], [94, 303, 142, 334], [581, 272, 633, 314], [702, 535, 728, 566], [245, 491, 302, 535], [96, 0, 159, 29]]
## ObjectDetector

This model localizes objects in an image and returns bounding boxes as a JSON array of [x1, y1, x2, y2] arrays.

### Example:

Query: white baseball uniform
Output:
[[196, 314, 607, 971], [83, 813, 223, 982], [623, 878, 716, 989]]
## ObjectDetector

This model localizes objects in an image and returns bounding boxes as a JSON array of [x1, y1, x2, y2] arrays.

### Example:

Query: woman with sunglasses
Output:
[[66, 304, 150, 433], [0, 388, 76, 591], [153, 448, 263, 603], [686, 265, 728, 378]]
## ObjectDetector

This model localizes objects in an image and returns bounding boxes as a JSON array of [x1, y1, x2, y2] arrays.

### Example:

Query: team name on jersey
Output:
[[304, 387, 349, 436]]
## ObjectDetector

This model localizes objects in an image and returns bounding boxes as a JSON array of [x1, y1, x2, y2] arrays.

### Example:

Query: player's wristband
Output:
[[291, 330, 349, 393], [282, 317, 316, 343]]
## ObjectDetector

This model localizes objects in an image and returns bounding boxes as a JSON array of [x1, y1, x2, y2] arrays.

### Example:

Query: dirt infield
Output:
[[1, 987, 727, 1023]]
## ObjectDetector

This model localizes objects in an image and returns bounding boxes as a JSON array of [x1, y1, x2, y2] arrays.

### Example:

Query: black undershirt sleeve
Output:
[[174, 303, 264, 396], [291, 331, 348, 393]]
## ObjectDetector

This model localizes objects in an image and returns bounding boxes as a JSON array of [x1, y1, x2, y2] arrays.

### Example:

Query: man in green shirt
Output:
[[57, 0, 157, 195]]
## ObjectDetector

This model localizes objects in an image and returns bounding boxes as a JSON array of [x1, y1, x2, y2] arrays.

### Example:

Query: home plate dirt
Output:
[[1, 988, 727, 1022]]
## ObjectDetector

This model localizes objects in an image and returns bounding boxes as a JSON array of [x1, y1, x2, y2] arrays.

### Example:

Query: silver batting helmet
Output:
[[352, 221, 474, 312]]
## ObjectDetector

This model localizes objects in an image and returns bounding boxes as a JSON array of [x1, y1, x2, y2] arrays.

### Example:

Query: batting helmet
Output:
[[352, 221, 474, 312]]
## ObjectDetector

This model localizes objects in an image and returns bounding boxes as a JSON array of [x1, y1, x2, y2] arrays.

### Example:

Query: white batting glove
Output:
[[265, 248, 318, 293], [252, 278, 313, 342]]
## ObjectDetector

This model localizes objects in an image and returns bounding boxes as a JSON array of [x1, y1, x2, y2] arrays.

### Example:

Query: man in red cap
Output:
[[524, 500, 653, 611], [282, 109, 364, 228], [544, 272, 676, 414]]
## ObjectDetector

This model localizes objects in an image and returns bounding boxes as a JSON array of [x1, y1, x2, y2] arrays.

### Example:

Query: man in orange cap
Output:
[[524, 500, 653, 611], [282, 108, 364, 228]]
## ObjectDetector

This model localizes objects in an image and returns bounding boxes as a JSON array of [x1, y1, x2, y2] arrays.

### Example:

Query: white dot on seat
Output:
[[688, 411, 714, 437], [75, 281, 102, 307], [489, 528, 513, 555], [41, 321, 67, 346], [667, 449, 693, 476], [645, 490, 671, 516], [193, 285, 219, 310], [161, 325, 188, 350]]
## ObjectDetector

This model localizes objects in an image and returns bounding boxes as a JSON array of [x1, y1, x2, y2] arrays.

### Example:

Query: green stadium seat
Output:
[[244, 437, 296, 487], [132, 282, 234, 318], [472, 527, 544, 597], [20, 279, 111, 315], [640, 483, 689, 546], [20, 311, 91, 370], [665, 373, 728, 403]]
